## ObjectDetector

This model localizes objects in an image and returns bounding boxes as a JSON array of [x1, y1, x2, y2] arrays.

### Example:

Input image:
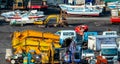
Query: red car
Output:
[[75, 25, 88, 35]]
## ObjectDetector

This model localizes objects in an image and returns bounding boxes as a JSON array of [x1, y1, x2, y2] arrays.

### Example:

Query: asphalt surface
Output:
[[0, 7, 120, 64]]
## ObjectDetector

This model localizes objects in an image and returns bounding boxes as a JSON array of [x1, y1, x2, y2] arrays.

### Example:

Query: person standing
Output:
[[69, 38, 76, 64]]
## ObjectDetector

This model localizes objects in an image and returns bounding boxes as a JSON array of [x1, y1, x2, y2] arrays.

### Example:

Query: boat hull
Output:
[[110, 17, 120, 23], [59, 4, 103, 17], [5, 16, 45, 22], [66, 12, 100, 16]]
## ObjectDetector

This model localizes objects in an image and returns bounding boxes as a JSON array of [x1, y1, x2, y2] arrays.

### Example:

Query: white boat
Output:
[[107, 1, 120, 9], [59, 4, 104, 16], [1, 10, 45, 22]]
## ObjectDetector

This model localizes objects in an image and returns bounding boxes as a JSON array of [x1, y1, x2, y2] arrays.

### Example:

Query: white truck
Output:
[[55, 30, 76, 45], [88, 35, 119, 63]]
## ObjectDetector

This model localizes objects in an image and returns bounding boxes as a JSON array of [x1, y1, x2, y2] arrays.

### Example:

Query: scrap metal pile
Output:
[[6, 30, 61, 64]]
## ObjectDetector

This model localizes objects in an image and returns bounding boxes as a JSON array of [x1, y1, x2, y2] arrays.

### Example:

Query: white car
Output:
[[55, 30, 76, 45]]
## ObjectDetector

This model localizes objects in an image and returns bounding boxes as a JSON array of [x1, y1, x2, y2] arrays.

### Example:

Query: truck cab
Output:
[[100, 44, 118, 63], [82, 32, 98, 49], [88, 35, 119, 63], [55, 30, 76, 45], [83, 32, 98, 42]]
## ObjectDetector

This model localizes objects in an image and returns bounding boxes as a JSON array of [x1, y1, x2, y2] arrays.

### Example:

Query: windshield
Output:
[[63, 32, 75, 36], [105, 33, 116, 35], [101, 48, 117, 56], [55, 32, 61, 35]]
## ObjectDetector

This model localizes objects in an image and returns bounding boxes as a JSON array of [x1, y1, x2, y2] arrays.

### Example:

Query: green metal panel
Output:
[[103, 0, 118, 2]]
